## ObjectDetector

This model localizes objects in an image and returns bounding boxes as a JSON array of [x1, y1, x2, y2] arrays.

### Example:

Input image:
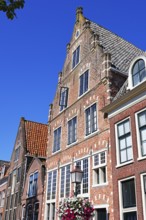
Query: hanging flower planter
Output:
[[57, 197, 94, 220]]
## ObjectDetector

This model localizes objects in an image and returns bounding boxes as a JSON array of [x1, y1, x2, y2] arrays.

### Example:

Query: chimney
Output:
[[76, 7, 83, 23]]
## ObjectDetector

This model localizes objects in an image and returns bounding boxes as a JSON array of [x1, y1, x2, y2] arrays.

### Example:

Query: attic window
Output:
[[132, 59, 146, 86], [59, 87, 68, 111]]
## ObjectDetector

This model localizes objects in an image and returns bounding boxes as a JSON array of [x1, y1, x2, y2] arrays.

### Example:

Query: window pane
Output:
[[122, 179, 136, 208], [123, 211, 137, 220]]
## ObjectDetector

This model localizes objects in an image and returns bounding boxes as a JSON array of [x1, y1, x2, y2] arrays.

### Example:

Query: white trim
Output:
[[140, 173, 146, 220], [118, 176, 137, 220], [108, 92, 146, 119], [135, 108, 146, 159], [128, 55, 146, 90], [115, 117, 134, 167]]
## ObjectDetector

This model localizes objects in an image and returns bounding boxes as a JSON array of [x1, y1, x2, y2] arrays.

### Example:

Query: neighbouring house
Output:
[[0, 160, 10, 220], [41, 7, 145, 220], [4, 117, 48, 220], [102, 55, 146, 220]]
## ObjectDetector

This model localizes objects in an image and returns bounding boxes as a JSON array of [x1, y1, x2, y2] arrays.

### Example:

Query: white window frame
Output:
[[115, 117, 134, 167], [67, 116, 77, 146], [118, 176, 137, 220], [27, 171, 38, 198], [128, 56, 146, 90], [85, 102, 98, 137], [72, 45, 80, 69], [135, 108, 146, 160], [59, 164, 71, 199], [92, 151, 107, 186], [74, 157, 90, 198], [46, 169, 58, 220], [52, 126, 61, 154]]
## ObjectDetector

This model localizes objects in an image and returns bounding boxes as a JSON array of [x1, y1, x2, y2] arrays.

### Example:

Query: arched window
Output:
[[132, 59, 146, 86]]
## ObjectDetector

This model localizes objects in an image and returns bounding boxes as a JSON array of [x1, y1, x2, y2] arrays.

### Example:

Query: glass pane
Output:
[[126, 136, 132, 147], [119, 138, 126, 150], [132, 62, 139, 74], [139, 59, 145, 70], [140, 69, 146, 82], [118, 123, 124, 136], [127, 147, 133, 160], [133, 73, 139, 86], [124, 120, 130, 133], [120, 150, 127, 163]]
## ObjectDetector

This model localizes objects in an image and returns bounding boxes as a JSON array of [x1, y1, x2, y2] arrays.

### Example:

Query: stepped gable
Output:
[[24, 120, 48, 157], [90, 21, 145, 74]]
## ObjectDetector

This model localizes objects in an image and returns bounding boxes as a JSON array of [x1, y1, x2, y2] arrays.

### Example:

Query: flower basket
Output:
[[57, 197, 94, 220]]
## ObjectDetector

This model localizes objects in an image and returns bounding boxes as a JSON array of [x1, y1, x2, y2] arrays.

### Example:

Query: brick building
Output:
[[42, 8, 145, 220], [0, 161, 10, 220], [102, 55, 146, 220], [4, 117, 48, 220]]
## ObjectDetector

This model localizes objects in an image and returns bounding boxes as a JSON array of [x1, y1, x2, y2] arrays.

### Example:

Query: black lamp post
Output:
[[70, 164, 83, 197]]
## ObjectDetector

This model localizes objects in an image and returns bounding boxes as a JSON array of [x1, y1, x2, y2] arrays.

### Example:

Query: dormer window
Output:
[[132, 59, 146, 86], [72, 46, 80, 69]]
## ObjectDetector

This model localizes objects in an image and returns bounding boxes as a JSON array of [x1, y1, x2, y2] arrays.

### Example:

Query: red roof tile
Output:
[[24, 120, 48, 157]]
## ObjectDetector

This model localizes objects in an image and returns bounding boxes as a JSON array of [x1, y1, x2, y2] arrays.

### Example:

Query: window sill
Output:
[[137, 156, 146, 161], [116, 160, 134, 168], [84, 130, 99, 139], [67, 140, 78, 148], [92, 182, 108, 187], [52, 150, 61, 155]]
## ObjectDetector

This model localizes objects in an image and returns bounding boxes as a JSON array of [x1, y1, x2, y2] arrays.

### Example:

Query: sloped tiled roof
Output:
[[24, 120, 48, 157], [90, 21, 145, 74]]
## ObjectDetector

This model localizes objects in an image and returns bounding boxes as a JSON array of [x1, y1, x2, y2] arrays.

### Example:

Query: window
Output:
[[17, 167, 21, 182], [47, 170, 57, 220], [26, 204, 33, 220], [72, 46, 80, 68], [34, 203, 39, 220], [14, 146, 20, 161], [75, 158, 89, 195], [59, 87, 68, 111], [93, 151, 107, 185], [94, 208, 107, 220], [47, 170, 57, 200], [68, 117, 77, 145], [120, 178, 137, 220], [132, 59, 146, 86], [79, 70, 89, 96], [85, 103, 97, 136], [137, 110, 146, 157], [60, 165, 70, 198], [53, 127, 61, 153], [117, 119, 133, 164], [28, 172, 38, 197]]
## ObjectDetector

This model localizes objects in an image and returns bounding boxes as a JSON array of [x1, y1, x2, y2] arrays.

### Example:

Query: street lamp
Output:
[[70, 163, 83, 197]]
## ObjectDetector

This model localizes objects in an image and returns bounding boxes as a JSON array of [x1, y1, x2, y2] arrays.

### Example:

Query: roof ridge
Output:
[[90, 20, 145, 52]]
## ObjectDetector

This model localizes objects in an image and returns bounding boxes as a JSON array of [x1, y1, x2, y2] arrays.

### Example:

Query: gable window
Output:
[[137, 110, 146, 157], [72, 46, 80, 69], [79, 70, 89, 96], [47, 170, 57, 220], [117, 119, 133, 164], [53, 127, 61, 153], [85, 103, 97, 136], [14, 146, 20, 161], [93, 151, 107, 185], [119, 178, 137, 220], [28, 172, 38, 197], [75, 158, 89, 195], [60, 165, 70, 198], [68, 117, 77, 145], [59, 87, 68, 111], [132, 59, 146, 86]]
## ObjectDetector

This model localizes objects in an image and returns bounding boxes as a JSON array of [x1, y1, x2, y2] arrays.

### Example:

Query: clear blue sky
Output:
[[0, 0, 146, 161]]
